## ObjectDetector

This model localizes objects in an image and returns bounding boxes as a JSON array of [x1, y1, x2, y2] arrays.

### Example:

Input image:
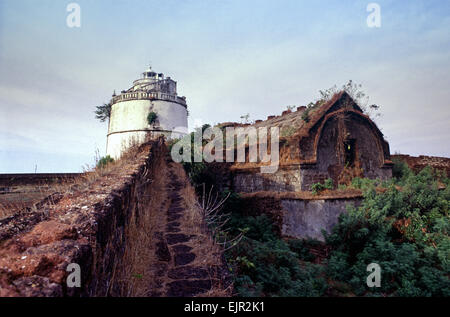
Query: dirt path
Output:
[[148, 159, 227, 297]]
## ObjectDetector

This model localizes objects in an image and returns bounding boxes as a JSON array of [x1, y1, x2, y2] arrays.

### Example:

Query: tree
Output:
[[95, 103, 112, 122], [286, 105, 296, 111], [318, 80, 382, 120], [240, 113, 250, 124]]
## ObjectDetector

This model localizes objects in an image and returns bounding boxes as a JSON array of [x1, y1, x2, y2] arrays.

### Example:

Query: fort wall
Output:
[[237, 192, 363, 242], [0, 140, 227, 297]]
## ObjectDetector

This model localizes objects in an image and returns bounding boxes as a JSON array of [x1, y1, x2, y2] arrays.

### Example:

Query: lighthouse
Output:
[[106, 66, 188, 159]]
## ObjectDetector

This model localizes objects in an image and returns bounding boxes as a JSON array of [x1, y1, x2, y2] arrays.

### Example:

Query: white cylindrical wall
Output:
[[106, 99, 187, 159]]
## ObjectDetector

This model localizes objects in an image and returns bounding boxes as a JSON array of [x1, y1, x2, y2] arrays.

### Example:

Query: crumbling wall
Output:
[[392, 154, 450, 176], [302, 113, 392, 190], [299, 166, 329, 191], [0, 140, 166, 296], [87, 140, 168, 296], [229, 93, 393, 193], [232, 166, 302, 193], [0, 139, 229, 297]]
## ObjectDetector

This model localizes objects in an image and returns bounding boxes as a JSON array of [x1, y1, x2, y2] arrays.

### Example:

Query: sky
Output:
[[0, 0, 449, 173]]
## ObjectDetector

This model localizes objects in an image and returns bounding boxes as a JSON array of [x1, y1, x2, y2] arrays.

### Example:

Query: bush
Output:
[[221, 168, 449, 297], [350, 177, 378, 190], [97, 155, 114, 169], [324, 166, 450, 296], [311, 182, 325, 195], [180, 123, 222, 192], [324, 178, 334, 189], [287, 239, 317, 262], [147, 112, 158, 125], [392, 157, 412, 180], [230, 237, 327, 297], [222, 194, 327, 297], [311, 178, 333, 194]]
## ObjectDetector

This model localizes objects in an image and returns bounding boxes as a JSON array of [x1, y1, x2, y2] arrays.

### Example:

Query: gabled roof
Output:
[[228, 91, 390, 168], [250, 91, 363, 141]]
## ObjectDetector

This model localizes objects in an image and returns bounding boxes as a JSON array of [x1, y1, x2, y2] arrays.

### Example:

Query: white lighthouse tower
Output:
[[106, 66, 188, 159]]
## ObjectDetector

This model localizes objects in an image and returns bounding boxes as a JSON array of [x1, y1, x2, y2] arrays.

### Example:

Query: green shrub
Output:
[[324, 166, 450, 296], [392, 157, 412, 180], [324, 178, 334, 189], [311, 178, 333, 194], [287, 239, 316, 262], [311, 182, 325, 195], [301, 108, 311, 122], [230, 237, 327, 297], [180, 123, 224, 192], [96, 155, 114, 169], [147, 111, 158, 125], [192, 135, 449, 297], [182, 161, 207, 187], [229, 214, 276, 243]]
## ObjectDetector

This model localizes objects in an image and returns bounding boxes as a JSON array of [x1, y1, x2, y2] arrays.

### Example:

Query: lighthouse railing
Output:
[[111, 91, 186, 106]]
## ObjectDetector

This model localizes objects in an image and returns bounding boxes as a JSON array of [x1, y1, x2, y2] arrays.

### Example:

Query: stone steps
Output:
[[151, 164, 215, 297]]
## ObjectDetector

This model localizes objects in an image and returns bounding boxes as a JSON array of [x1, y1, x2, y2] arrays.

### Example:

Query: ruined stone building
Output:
[[229, 91, 393, 192], [202, 91, 395, 240]]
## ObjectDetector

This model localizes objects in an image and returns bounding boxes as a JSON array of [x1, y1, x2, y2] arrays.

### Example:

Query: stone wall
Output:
[[0, 140, 229, 297], [232, 164, 389, 193], [301, 113, 392, 190], [232, 166, 302, 193], [281, 198, 362, 241], [0, 174, 80, 187], [0, 140, 164, 296], [298, 166, 329, 191], [392, 154, 450, 176], [238, 194, 362, 242]]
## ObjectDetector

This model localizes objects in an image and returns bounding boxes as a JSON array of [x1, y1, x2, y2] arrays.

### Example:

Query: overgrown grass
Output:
[[0, 203, 14, 220]]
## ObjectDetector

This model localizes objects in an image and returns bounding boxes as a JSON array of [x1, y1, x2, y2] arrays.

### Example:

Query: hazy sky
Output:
[[0, 0, 449, 173]]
